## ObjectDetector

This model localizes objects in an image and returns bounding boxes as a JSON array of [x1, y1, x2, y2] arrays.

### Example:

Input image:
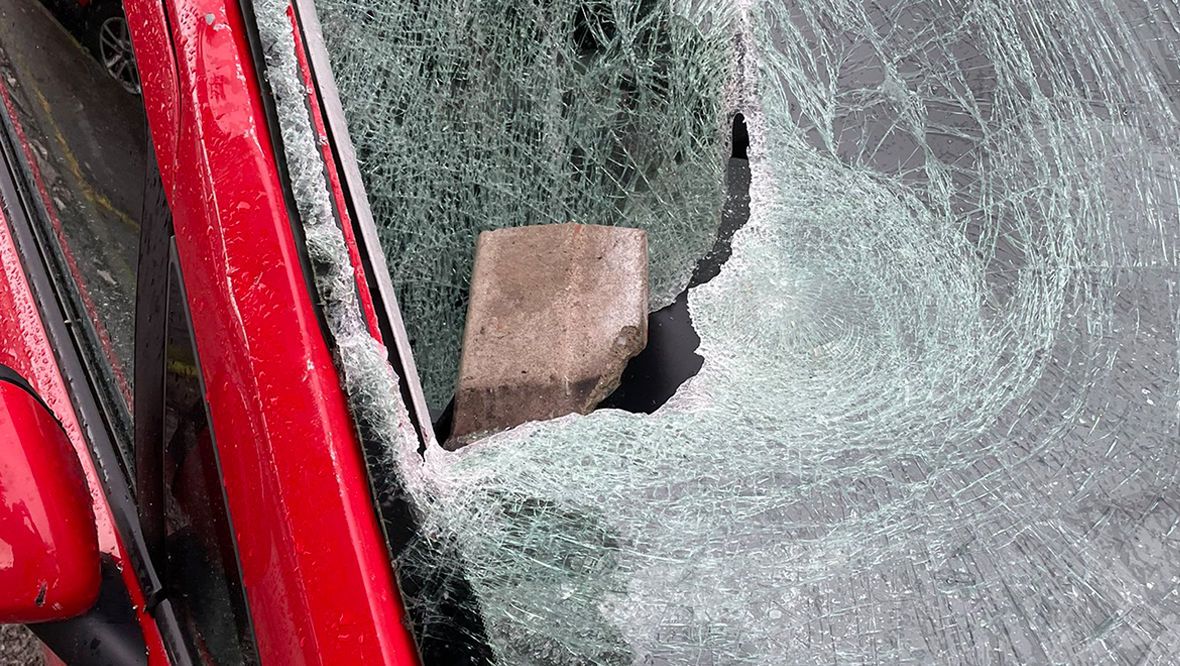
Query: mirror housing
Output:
[[0, 367, 100, 623]]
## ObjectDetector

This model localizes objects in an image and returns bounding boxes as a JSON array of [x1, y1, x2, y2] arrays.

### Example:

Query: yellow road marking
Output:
[[32, 88, 140, 232], [166, 358, 199, 379]]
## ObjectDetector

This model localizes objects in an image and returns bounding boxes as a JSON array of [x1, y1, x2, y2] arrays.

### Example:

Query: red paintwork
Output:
[[0, 381, 100, 623], [123, 0, 419, 663], [0, 0, 418, 657], [0, 196, 170, 660]]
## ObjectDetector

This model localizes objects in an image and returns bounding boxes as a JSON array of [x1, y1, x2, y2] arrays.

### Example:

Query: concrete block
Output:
[[449, 224, 648, 445]]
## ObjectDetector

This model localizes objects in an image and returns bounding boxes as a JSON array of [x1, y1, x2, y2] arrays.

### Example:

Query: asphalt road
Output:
[[0, 625, 40, 666]]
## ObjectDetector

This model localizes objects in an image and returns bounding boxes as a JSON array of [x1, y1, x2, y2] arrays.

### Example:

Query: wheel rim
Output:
[[98, 16, 140, 95]]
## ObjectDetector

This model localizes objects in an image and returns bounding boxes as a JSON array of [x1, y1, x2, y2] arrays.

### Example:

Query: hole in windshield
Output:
[[600, 114, 753, 414]]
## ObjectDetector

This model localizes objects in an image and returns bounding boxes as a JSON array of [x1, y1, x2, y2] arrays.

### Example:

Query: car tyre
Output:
[[85, 2, 140, 96]]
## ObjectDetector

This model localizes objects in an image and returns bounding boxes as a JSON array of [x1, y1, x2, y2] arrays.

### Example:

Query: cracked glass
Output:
[[310, 0, 1180, 662], [312, 0, 733, 409]]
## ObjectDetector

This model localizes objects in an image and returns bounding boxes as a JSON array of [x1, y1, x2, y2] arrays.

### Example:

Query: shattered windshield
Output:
[[309, 0, 1180, 662], [311, 0, 732, 410]]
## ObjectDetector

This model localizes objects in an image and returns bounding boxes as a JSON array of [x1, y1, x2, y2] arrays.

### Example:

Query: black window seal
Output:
[[167, 240, 261, 662]]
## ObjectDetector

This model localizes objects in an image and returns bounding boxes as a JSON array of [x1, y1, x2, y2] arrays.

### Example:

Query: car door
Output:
[[0, 0, 172, 662]]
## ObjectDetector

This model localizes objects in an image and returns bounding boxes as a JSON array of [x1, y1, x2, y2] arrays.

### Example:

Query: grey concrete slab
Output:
[[450, 224, 648, 445]]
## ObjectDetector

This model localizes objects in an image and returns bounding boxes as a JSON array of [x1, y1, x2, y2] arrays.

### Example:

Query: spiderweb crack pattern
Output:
[[322, 0, 1180, 662], [313, 0, 735, 407]]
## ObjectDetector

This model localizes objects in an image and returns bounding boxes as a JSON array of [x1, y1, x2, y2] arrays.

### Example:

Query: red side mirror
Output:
[[0, 368, 100, 623]]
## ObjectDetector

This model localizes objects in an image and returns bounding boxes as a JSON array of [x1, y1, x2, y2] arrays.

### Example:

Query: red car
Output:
[[6, 0, 1180, 663], [0, 0, 430, 662]]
